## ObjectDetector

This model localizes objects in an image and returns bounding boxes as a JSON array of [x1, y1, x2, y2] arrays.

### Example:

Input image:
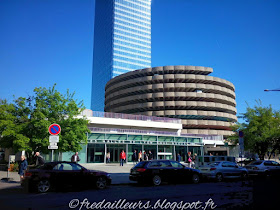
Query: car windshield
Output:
[[134, 161, 147, 168], [248, 161, 263, 165], [37, 164, 54, 170]]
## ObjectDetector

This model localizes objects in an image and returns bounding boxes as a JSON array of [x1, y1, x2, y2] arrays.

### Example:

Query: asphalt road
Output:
[[0, 180, 253, 210]]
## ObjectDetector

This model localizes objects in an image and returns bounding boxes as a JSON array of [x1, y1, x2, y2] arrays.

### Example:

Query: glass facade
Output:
[[84, 132, 203, 164], [46, 132, 203, 164], [91, 0, 152, 111]]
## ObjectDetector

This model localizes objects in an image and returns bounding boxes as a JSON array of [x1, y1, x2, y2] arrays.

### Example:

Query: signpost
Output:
[[48, 124, 61, 161]]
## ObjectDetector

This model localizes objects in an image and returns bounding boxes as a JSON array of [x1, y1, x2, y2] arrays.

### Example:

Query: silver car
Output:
[[199, 161, 248, 182], [245, 160, 280, 177]]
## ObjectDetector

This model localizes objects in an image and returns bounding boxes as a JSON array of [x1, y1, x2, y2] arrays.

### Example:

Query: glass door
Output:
[[107, 144, 126, 163]]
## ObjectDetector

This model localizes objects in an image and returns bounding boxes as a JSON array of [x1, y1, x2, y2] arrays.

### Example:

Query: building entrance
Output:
[[158, 145, 174, 160], [107, 144, 126, 163]]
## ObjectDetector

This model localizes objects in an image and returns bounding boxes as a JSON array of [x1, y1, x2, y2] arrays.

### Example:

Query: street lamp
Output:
[[264, 89, 280, 91]]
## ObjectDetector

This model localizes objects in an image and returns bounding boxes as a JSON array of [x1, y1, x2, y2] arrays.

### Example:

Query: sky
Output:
[[0, 0, 280, 120]]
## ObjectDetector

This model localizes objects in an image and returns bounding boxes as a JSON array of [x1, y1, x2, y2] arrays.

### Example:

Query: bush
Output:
[[9, 162, 19, 172]]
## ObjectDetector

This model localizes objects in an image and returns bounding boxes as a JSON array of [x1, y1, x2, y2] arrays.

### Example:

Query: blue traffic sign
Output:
[[49, 124, 61, 135]]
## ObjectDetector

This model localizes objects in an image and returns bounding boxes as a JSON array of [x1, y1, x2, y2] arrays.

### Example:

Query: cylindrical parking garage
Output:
[[105, 65, 237, 136]]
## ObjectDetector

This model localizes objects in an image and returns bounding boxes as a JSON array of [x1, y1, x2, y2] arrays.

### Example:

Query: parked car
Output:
[[199, 161, 248, 182], [196, 156, 236, 167], [22, 161, 111, 193], [245, 160, 280, 177], [237, 158, 257, 166], [129, 160, 201, 186]]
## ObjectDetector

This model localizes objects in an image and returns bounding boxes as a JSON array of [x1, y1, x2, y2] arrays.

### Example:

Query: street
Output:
[[0, 180, 253, 210], [1, 163, 280, 210]]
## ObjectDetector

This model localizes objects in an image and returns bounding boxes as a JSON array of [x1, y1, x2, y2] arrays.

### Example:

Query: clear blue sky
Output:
[[1, 0, 280, 120]]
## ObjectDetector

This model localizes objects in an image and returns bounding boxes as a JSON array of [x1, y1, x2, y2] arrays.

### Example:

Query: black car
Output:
[[22, 161, 111, 193], [237, 158, 257, 166], [129, 160, 201, 186]]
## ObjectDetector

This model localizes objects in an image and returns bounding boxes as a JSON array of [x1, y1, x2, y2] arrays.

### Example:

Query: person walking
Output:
[[71, 152, 81, 163], [138, 151, 143, 162], [148, 150, 153, 160], [143, 151, 148, 161], [177, 153, 181, 162], [187, 152, 192, 168], [34, 152, 45, 166], [106, 152, 110, 163], [132, 150, 138, 165], [192, 153, 197, 168], [120, 150, 126, 166], [18, 155, 28, 182]]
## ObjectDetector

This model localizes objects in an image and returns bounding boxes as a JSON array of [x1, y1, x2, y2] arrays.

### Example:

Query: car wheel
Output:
[[192, 173, 200, 184], [96, 177, 107, 189], [216, 173, 223, 182], [152, 175, 161, 186], [37, 180, 51, 193]]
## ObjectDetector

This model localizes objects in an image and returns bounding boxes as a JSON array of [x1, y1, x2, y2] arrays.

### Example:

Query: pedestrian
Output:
[[177, 153, 181, 162], [71, 152, 81, 163], [148, 150, 153, 160], [187, 152, 192, 168], [18, 155, 28, 182], [143, 151, 148, 161], [106, 152, 110, 163], [120, 150, 126, 166], [138, 151, 142, 162], [132, 150, 138, 165], [192, 153, 197, 168], [34, 152, 45, 166]]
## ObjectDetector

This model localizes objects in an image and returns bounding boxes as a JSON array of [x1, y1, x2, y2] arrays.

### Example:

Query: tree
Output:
[[230, 101, 280, 160], [0, 84, 90, 160]]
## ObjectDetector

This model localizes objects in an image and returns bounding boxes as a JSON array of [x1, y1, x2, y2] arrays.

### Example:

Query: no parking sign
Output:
[[49, 124, 61, 135]]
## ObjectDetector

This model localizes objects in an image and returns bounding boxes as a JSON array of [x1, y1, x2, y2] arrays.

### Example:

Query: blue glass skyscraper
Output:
[[91, 0, 152, 111]]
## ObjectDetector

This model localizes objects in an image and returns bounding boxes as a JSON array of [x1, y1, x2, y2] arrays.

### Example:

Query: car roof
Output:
[[149, 159, 174, 162], [45, 161, 77, 165]]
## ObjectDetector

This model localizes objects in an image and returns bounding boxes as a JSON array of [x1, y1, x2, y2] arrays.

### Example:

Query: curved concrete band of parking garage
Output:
[[105, 65, 237, 136]]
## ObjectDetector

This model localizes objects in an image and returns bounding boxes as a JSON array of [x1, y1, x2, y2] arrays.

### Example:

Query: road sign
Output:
[[49, 124, 61, 135], [49, 135, 59, 143], [48, 145, 58, 150], [49, 142, 57, 146]]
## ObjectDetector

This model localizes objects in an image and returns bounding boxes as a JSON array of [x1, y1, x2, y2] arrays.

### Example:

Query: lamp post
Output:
[[264, 89, 280, 91]]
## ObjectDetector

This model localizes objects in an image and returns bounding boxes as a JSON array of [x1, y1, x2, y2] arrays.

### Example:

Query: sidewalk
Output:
[[81, 163, 134, 185], [0, 171, 20, 182]]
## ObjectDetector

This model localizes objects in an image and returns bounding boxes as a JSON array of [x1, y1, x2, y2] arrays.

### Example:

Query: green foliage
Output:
[[0, 84, 90, 157], [231, 101, 280, 159], [9, 162, 19, 172]]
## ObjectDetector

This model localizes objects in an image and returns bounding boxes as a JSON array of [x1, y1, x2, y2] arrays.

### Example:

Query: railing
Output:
[[88, 127, 179, 136], [90, 111, 181, 124], [181, 134, 224, 140]]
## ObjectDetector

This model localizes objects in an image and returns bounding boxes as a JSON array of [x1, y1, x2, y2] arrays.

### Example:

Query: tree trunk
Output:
[[268, 148, 276, 160]]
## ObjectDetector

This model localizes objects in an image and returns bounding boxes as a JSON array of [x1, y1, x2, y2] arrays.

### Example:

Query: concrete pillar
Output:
[[126, 144, 128, 163], [104, 144, 107, 163]]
